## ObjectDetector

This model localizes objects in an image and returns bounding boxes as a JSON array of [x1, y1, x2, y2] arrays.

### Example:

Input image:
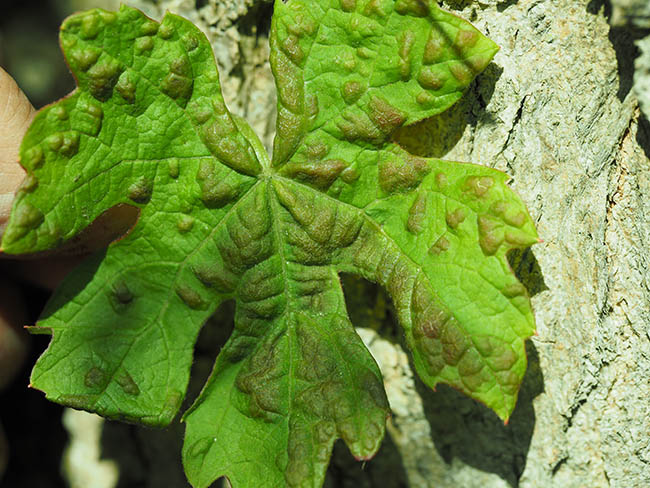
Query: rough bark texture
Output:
[[60, 0, 650, 487]]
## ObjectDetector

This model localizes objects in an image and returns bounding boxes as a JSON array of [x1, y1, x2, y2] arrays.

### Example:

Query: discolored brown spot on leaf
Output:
[[406, 191, 427, 234], [456, 29, 478, 49], [368, 96, 407, 135], [87, 58, 123, 101], [446, 208, 466, 230], [465, 175, 494, 198], [418, 67, 445, 90], [341, 0, 357, 12], [395, 0, 429, 17], [429, 235, 450, 255], [192, 262, 237, 293], [282, 159, 348, 190], [341, 80, 365, 105], [282, 35, 304, 64], [115, 72, 136, 104], [478, 215, 504, 255], [127, 176, 153, 204], [175, 284, 207, 310], [378, 153, 431, 193], [84, 367, 106, 388], [116, 371, 140, 396]]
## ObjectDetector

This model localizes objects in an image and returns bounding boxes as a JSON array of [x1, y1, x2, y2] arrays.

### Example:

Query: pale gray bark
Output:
[[62, 0, 650, 487]]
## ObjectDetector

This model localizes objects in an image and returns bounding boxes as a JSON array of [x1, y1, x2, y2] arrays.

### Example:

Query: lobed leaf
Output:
[[2, 2, 537, 488]]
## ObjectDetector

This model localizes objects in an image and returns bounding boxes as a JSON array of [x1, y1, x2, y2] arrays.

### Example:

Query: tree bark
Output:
[[61, 0, 650, 487]]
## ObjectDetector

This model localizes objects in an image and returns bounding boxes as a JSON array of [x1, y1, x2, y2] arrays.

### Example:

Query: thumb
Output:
[[0, 67, 36, 234]]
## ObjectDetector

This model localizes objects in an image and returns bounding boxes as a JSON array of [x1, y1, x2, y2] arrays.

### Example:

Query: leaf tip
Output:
[[26, 325, 53, 336]]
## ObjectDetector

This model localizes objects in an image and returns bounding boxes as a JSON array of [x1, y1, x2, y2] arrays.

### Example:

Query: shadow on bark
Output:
[[586, 0, 650, 159], [419, 340, 544, 487], [395, 63, 503, 159], [508, 248, 548, 297]]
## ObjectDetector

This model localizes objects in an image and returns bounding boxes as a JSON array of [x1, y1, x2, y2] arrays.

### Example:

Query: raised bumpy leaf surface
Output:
[[1, 2, 538, 487]]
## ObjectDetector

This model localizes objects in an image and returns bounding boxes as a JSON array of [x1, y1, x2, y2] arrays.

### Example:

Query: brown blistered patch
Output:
[[285, 422, 315, 487], [158, 23, 175, 40], [84, 367, 107, 389], [465, 54, 492, 74], [115, 71, 136, 104], [491, 200, 527, 228], [22, 146, 44, 170], [455, 29, 478, 49], [127, 176, 153, 204], [368, 96, 407, 135], [423, 28, 444, 65], [505, 230, 537, 247], [398, 30, 415, 79], [378, 153, 431, 193], [111, 280, 134, 306], [435, 172, 448, 189], [449, 62, 473, 84], [305, 141, 330, 160], [410, 279, 454, 376], [19, 175, 38, 194], [337, 111, 384, 143], [440, 320, 469, 366], [56, 132, 80, 157], [341, 80, 365, 105], [416, 91, 435, 106], [340, 166, 360, 183], [87, 58, 123, 101], [418, 67, 444, 90], [133, 40, 153, 58], [70, 47, 101, 72], [175, 284, 208, 310], [196, 160, 239, 208], [429, 235, 450, 255], [282, 34, 305, 64], [192, 261, 237, 293], [341, 0, 357, 13], [395, 0, 429, 17], [75, 97, 103, 136], [502, 282, 526, 298], [234, 334, 286, 420], [287, 14, 317, 37], [116, 370, 140, 396], [177, 215, 194, 233], [445, 208, 466, 230], [283, 160, 348, 190], [363, 0, 387, 18], [477, 215, 504, 256], [457, 348, 484, 378], [464, 175, 494, 198], [161, 56, 193, 104], [406, 191, 427, 234]]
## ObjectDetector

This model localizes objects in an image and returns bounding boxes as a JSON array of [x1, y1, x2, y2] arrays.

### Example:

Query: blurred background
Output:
[[0, 0, 122, 109]]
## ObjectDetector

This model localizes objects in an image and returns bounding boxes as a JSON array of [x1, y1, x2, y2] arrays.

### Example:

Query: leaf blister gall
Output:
[[116, 371, 140, 396], [3, 3, 537, 488], [84, 367, 107, 388], [127, 176, 153, 203]]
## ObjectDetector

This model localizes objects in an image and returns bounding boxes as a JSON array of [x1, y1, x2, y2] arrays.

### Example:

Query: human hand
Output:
[[0, 66, 35, 392], [0, 66, 35, 480]]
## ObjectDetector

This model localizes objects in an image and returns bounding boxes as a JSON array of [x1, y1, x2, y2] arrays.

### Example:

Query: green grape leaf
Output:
[[1, 2, 538, 487]]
